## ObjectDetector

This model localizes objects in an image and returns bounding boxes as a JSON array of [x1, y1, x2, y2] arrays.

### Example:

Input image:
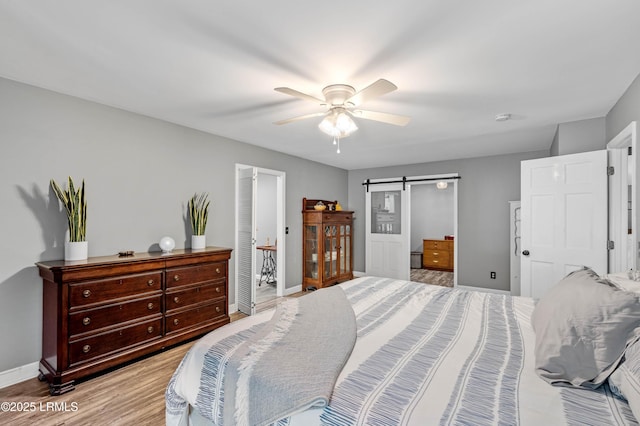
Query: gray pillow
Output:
[[609, 337, 640, 419], [531, 267, 640, 388]]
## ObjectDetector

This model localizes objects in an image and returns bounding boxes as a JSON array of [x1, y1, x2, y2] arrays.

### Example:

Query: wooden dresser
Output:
[[423, 239, 454, 271], [36, 247, 231, 395]]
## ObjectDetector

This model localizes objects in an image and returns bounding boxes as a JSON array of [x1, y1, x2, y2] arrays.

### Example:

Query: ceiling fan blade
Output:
[[346, 79, 397, 106], [274, 87, 326, 104], [273, 111, 326, 125], [351, 109, 411, 126]]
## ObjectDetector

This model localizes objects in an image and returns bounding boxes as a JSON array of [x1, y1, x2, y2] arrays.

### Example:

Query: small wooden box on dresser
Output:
[[36, 247, 232, 395], [423, 239, 454, 272]]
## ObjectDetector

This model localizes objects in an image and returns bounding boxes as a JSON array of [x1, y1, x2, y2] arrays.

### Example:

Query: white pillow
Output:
[[606, 272, 640, 293]]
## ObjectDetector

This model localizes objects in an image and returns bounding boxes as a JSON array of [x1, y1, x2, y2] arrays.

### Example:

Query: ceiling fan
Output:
[[273, 79, 410, 146]]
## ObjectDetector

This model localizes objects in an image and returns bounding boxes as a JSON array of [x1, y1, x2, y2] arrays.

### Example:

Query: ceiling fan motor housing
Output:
[[322, 84, 356, 106]]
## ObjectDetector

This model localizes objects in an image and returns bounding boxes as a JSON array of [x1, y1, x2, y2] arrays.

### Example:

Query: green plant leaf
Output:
[[188, 192, 210, 235], [51, 177, 87, 242]]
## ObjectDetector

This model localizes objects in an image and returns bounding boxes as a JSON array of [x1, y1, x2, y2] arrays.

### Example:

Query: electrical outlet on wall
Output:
[[490, 271, 496, 279]]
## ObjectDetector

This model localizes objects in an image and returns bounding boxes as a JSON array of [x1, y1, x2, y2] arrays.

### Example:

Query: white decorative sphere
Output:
[[159, 236, 176, 253]]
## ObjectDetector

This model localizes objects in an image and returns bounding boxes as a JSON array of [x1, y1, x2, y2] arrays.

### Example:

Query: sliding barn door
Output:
[[366, 183, 410, 279]]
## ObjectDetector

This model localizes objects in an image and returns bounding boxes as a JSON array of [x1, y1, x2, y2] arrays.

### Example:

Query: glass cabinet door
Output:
[[343, 224, 351, 273], [324, 225, 337, 280], [304, 225, 318, 280]]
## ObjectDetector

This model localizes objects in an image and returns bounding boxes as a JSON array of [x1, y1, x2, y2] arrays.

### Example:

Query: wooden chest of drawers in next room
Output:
[[423, 239, 454, 271], [164, 262, 228, 335]]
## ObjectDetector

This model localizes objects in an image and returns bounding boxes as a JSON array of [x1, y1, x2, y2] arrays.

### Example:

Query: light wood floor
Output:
[[0, 292, 303, 426]]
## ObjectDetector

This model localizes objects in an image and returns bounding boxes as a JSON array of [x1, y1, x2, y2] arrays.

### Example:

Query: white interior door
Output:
[[236, 166, 257, 315], [520, 150, 607, 298], [366, 183, 410, 279]]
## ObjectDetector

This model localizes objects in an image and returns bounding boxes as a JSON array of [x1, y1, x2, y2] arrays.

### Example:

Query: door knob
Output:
[[522, 250, 530, 256]]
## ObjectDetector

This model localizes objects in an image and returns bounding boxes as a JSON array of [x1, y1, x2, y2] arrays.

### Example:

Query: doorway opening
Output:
[[410, 182, 456, 287], [235, 164, 286, 316], [364, 173, 458, 287]]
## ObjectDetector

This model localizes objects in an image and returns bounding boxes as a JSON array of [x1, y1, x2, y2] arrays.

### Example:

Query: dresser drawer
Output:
[[68, 294, 162, 337], [423, 250, 450, 260], [165, 300, 227, 334], [323, 213, 352, 222], [423, 240, 452, 250], [423, 256, 452, 269], [165, 282, 225, 312], [69, 272, 162, 308], [69, 318, 162, 365], [166, 263, 225, 289]]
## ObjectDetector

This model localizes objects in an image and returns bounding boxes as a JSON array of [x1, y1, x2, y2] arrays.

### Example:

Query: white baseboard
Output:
[[0, 361, 39, 389], [228, 302, 238, 313], [457, 285, 510, 295], [353, 270, 366, 277], [284, 284, 302, 295]]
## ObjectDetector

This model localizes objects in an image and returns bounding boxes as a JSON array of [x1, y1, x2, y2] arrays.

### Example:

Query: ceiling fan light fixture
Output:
[[318, 108, 358, 138]]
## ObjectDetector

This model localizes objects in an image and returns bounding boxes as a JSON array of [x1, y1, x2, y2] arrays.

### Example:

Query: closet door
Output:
[[236, 167, 257, 315]]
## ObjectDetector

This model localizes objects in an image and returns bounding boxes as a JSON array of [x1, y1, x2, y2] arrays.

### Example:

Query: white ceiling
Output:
[[2, 1, 640, 170]]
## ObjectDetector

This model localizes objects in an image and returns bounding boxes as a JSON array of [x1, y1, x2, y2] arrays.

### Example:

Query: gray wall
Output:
[[347, 150, 549, 291], [410, 184, 454, 252], [256, 173, 277, 274], [551, 117, 606, 156], [0, 77, 348, 373], [607, 72, 640, 141]]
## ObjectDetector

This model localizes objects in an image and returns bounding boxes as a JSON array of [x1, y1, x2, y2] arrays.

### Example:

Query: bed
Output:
[[166, 272, 640, 425]]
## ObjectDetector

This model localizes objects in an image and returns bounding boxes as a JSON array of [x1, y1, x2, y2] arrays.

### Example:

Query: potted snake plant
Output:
[[50, 176, 88, 261], [188, 192, 210, 249]]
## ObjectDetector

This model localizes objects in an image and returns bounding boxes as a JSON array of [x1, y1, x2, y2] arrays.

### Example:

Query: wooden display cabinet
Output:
[[302, 198, 353, 290]]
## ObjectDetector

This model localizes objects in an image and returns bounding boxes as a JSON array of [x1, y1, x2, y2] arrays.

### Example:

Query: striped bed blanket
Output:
[[166, 276, 638, 425]]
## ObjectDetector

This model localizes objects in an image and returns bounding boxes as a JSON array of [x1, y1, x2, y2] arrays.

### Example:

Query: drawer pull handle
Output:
[[82, 289, 91, 298], [216, 267, 221, 274], [216, 287, 221, 293], [215, 306, 221, 313], [147, 302, 154, 310], [173, 275, 180, 281], [147, 279, 154, 286], [173, 318, 179, 325], [147, 326, 154, 334], [174, 296, 180, 303], [82, 317, 91, 326], [82, 345, 91, 353]]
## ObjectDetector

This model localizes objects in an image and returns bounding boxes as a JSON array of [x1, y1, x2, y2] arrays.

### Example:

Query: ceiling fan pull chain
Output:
[[337, 136, 341, 154], [333, 136, 337, 145]]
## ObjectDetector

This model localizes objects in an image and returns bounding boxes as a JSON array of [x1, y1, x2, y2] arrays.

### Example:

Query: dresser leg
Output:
[[48, 381, 75, 395]]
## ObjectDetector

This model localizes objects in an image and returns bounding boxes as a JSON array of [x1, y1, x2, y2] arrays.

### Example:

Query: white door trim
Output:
[[607, 121, 637, 273]]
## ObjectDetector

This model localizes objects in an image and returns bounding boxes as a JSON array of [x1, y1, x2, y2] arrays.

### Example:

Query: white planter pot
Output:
[[191, 235, 206, 250], [65, 241, 88, 261]]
